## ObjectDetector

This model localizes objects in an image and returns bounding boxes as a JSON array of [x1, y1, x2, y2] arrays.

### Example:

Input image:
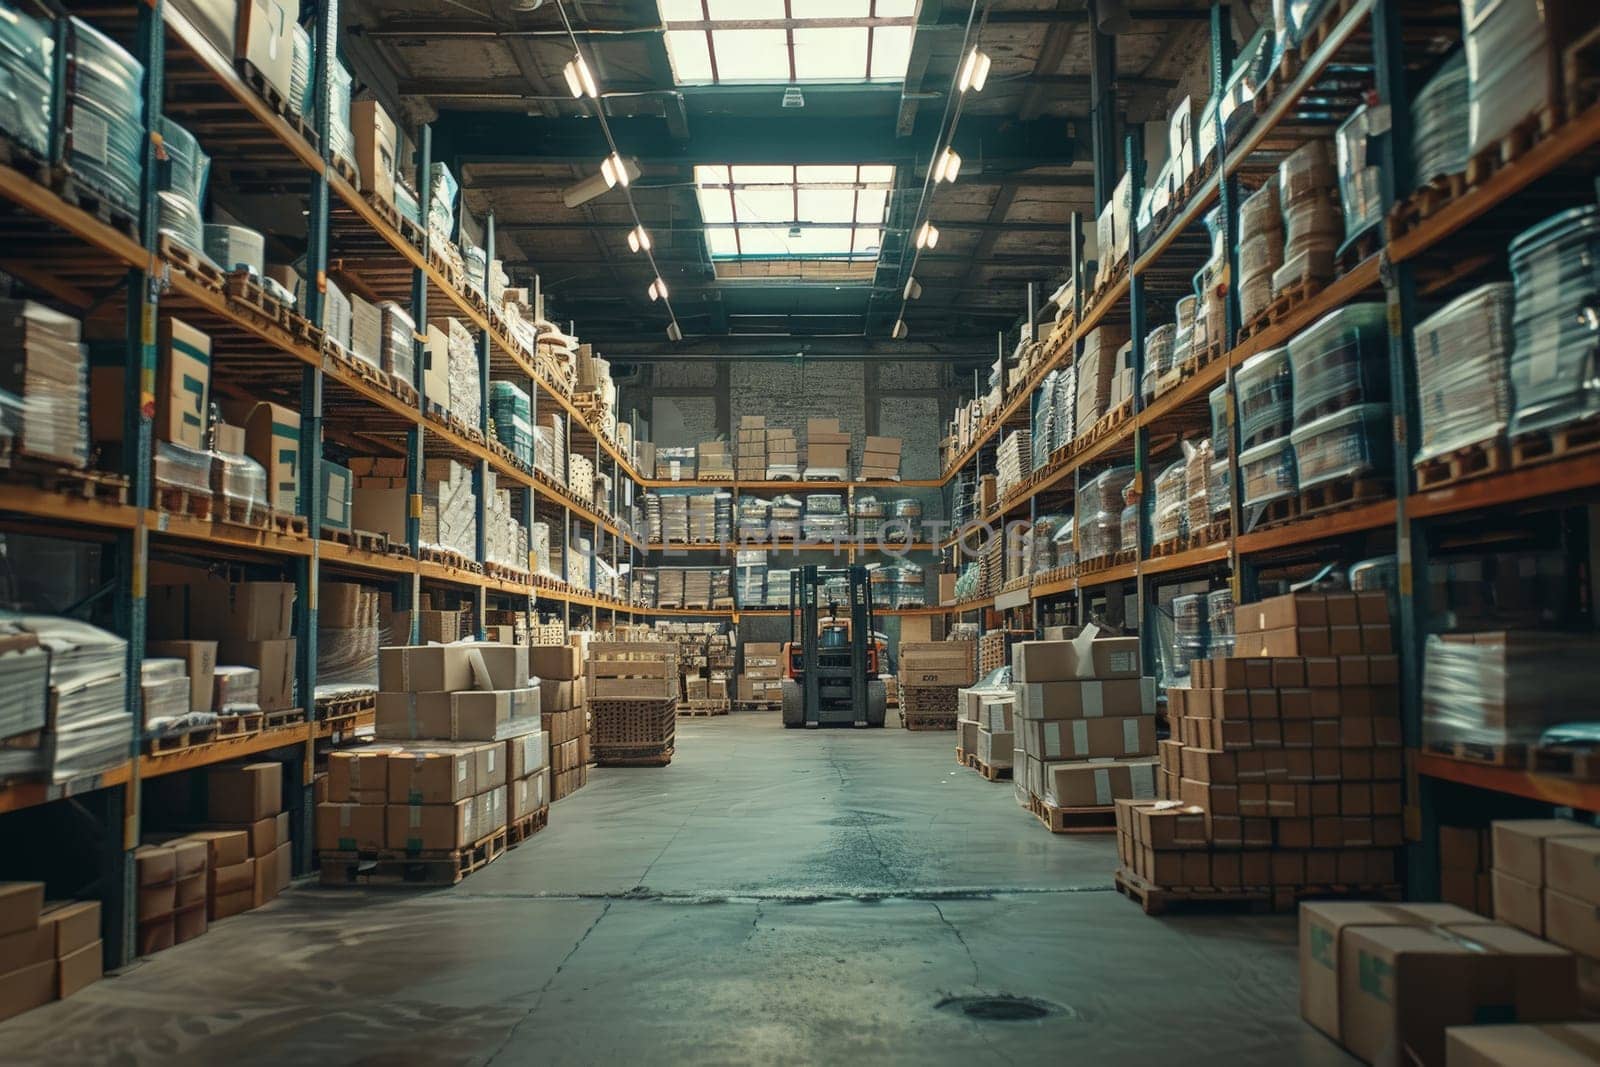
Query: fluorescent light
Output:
[[903, 276, 922, 300], [958, 48, 991, 93], [648, 278, 668, 301], [627, 225, 652, 253], [564, 55, 599, 99], [933, 147, 962, 184], [666, 321, 684, 341], [915, 222, 939, 250], [600, 153, 630, 188], [892, 319, 909, 339]]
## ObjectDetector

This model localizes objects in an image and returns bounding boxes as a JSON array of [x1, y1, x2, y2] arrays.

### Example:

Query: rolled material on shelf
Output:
[[157, 118, 210, 254], [1508, 205, 1600, 435], [0, 5, 52, 158], [1285, 303, 1389, 424], [63, 18, 145, 214], [1289, 403, 1392, 491], [1412, 50, 1468, 188], [1412, 282, 1514, 462]]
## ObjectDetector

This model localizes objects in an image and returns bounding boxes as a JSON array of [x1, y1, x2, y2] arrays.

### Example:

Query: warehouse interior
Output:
[[0, 0, 1598, 1062]]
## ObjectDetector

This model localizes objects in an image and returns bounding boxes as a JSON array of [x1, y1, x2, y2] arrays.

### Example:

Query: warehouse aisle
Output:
[[0, 716, 1350, 1066]]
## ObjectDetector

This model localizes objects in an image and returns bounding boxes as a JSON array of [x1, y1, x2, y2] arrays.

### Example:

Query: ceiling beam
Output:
[[954, 183, 1022, 299], [500, 219, 1077, 233], [458, 169, 1093, 190], [896, 0, 944, 138], [596, 337, 994, 360], [1018, 1, 1078, 122]]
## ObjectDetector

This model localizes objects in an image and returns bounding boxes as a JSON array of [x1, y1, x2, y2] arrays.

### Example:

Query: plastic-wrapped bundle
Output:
[[379, 301, 415, 383], [154, 440, 211, 496], [1278, 142, 1340, 293], [1173, 295, 1197, 369], [1153, 459, 1188, 545], [1413, 282, 1514, 461], [396, 180, 421, 229], [63, 19, 145, 214], [0, 6, 52, 158], [1336, 106, 1385, 243], [1171, 593, 1209, 681], [446, 318, 480, 430], [889, 561, 925, 606], [1118, 499, 1140, 553], [1207, 384, 1231, 519], [214, 666, 260, 714], [1182, 438, 1212, 534], [1290, 403, 1391, 490], [1236, 347, 1293, 449], [1350, 555, 1398, 591], [852, 492, 883, 541], [1279, 140, 1337, 207], [1050, 517, 1076, 571], [324, 278, 352, 351], [769, 494, 802, 539], [1508, 205, 1600, 434], [1215, 26, 1268, 153], [141, 658, 191, 734], [262, 275, 294, 308], [1052, 361, 1075, 446], [204, 224, 265, 277], [328, 61, 355, 173], [1207, 587, 1235, 656], [1287, 303, 1388, 422], [209, 449, 268, 523], [656, 445, 696, 480], [1239, 182, 1285, 325], [1412, 51, 1468, 188], [953, 561, 980, 601], [1031, 513, 1063, 573], [1033, 369, 1058, 467], [1209, 456, 1232, 520], [290, 23, 313, 120], [734, 549, 766, 608], [1239, 436, 1297, 507], [0, 301, 87, 468], [1076, 466, 1132, 562], [462, 239, 487, 299], [489, 381, 533, 467], [157, 117, 210, 253], [1464, 1, 1595, 159], [1141, 324, 1177, 403], [736, 495, 770, 539], [885, 497, 921, 543], [429, 163, 459, 241], [1423, 632, 1600, 749]]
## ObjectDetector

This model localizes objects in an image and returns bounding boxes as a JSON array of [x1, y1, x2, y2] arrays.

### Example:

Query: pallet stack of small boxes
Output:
[[1487, 819, 1600, 1005], [317, 643, 547, 883], [1114, 589, 1403, 908], [1011, 628, 1158, 825], [736, 416, 766, 481], [738, 640, 785, 707], [956, 683, 1015, 779], [587, 640, 678, 765], [0, 883, 103, 1024], [531, 637, 591, 800], [897, 641, 977, 729]]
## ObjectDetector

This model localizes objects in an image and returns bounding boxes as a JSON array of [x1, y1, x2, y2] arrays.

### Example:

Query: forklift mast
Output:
[[784, 565, 885, 727]]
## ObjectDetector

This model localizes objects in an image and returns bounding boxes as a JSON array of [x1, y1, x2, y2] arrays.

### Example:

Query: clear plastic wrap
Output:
[[0, 6, 52, 158], [1235, 346, 1294, 449], [1030, 513, 1062, 574], [446, 317, 480, 430], [1349, 555, 1398, 592], [1171, 593, 1209, 683], [1209, 456, 1232, 520], [1287, 303, 1389, 422], [0, 300, 87, 467], [1207, 587, 1236, 657], [1141, 324, 1177, 403], [1412, 51, 1468, 188], [1278, 139, 1337, 207], [380, 301, 416, 383], [1209, 382, 1230, 461], [1508, 205, 1600, 434], [852, 492, 883, 541], [1290, 403, 1392, 490], [1413, 282, 1514, 461], [1184, 438, 1212, 533], [290, 23, 313, 120], [64, 18, 144, 214], [213, 665, 260, 714], [1464, 1, 1592, 159], [1153, 458, 1188, 545], [324, 278, 352, 352], [1053, 361, 1076, 445], [1422, 632, 1600, 748], [1050, 517, 1076, 571], [1076, 466, 1133, 562], [203, 224, 265, 277], [2, 615, 128, 782], [154, 439, 212, 496], [429, 163, 459, 241], [1118, 501, 1140, 553], [1239, 233, 1284, 324], [1239, 436, 1297, 507], [1173, 295, 1197, 370], [328, 61, 355, 175], [157, 117, 210, 254], [886, 497, 921, 543], [209, 448, 268, 522], [1336, 105, 1385, 242], [489, 381, 533, 466], [1272, 246, 1336, 294]]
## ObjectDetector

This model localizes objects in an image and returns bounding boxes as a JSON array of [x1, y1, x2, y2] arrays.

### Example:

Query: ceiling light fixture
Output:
[[666, 322, 684, 341], [627, 225, 651, 253], [648, 277, 668, 302], [782, 87, 805, 109], [915, 222, 940, 250], [788, 224, 802, 238], [933, 147, 962, 184], [563, 55, 599, 99], [957, 48, 991, 93], [600, 152, 630, 188], [903, 277, 923, 300], [892, 319, 909, 340]]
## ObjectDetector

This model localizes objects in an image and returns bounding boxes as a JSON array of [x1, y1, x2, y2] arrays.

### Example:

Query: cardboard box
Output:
[[316, 802, 385, 853], [976, 729, 1013, 768], [207, 762, 282, 823], [1545, 887, 1600, 960], [174, 904, 206, 944], [147, 640, 218, 713], [39, 900, 99, 957], [251, 847, 277, 907], [176, 871, 206, 908], [0, 882, 44, 937], [1012, 635, 1141, 682], [0, 924, 53, 977], [539, 679, 579, 711], [1041, 759, 1157, 807], [529, 643, 582, 681], [1493, 819, 1600, 887], [272, 842, 291, 892], [135, 845, 176, 888], [1023, 715, 1156, 760], [386, 799, 475, 852], [387, 747, 476, 804], [1238, 592, 1327, 633], [182, 830, 249, 870], [1444, 1023, 1600, 1067], [238, 401, 300, 514], [352, 484, 407, 546], [506, 730, 546, 781], [0, 960, 56, 1023], [1014, 678, 1156, 720], [158, 317, 211, 450], [57, 939, 102, 998], [1546, 836, 1600, 906], [327, 746, 402, 804], [194, 579, 295, 641], [211, 887, 253, 920], [379, 644, 528, 693], [375, 688, 540, 741], [235, 0, 297, 104], [225, 814, 281, 858], [352, 99, 397, 204], [217, 638, 295, 711]]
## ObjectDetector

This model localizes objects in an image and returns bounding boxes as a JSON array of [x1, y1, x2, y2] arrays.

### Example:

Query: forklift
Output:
[[780, 564, 888, 728]]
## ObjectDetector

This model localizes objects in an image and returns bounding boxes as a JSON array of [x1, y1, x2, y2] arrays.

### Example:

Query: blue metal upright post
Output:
[[405, 125, 431, 645], [475, 212, 494, 637]]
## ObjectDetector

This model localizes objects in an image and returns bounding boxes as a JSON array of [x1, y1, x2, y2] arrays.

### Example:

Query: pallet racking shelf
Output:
[[1416, 755, 1600, 815]]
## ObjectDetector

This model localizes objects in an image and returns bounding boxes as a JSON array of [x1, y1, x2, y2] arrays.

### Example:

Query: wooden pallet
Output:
[[678, 700, 730, 717], [418, 545, 482, 573], [1529, 746, 1600, 783], [146, 724, 220, 754], [0, 134, 51, 182], [1115, 868, 1272, 916], [1030, 793, 1116, 834], [237, 58, 291, 120], [322, 526, 389, 554], [1465, 104, 1565, 190], [262, 707, 307, 728], [315, 691, 375, 723], [901, 712, 957, 731], [1386, 171, 1469, 243], [736, 700, 782, 712], [224, 269, 294, 331], [1415, 437, 1511, 492], [972, 755, 1013, 782], [398, 212, 426, 249], [1246, 492, 1300, 531], [157, 233, 226, 291], [1423, 739, 1529, 768], [507, 805, 550, 848], [2, 456, 129, 505], [594, 745, 674, 767], [1510, 417, 1600, 470], [215, 712, 263, 737], [319, 827, 508, 887], [1297, 477, 1390, 520], [54, 170, 137, 238], [1240, 276, 1319, 342], [272, 511, 309, 538], [156, 486, 212, 520], [483, 562, 528, 584], [332, 154, 359, 187], [955, 746, 968, 767], [363, 190, 403, 233]]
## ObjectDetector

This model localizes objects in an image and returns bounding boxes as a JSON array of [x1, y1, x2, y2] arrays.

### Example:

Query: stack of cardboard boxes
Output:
[[1116, 590, 1403, 904], [315, 582, 379, 698], [483, 472, 529, 573], [568, 451, 594, 507], [1439, 825, 1494, 916], [1490, 819, 1600, 1001], [805, 418, 850, 481], [0, 884, 101, 1023], [957, 685, 1015, 777], [531, 641, 590, 800], [697, 440, 734, 480], [739, 641, 784, 706], [736, 416, 766, 480], [151, 577, 296, 714], [444, 318, 479, 431], [765, 426, 799, 479], [858, 436, 901, 480], [349, 456, 407, 547], [1012, 630, 1158, 813], [898, 641, 977, 728], [420, 458, 477, 561], [0, 300, 88, 467]]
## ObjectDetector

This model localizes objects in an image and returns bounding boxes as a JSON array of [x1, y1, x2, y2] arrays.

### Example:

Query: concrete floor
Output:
[[0, 714, 1354, 1066]]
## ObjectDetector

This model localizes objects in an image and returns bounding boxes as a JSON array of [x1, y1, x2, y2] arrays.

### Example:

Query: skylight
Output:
[[693, 165, 893, 278], [660, 1, 917, 85]]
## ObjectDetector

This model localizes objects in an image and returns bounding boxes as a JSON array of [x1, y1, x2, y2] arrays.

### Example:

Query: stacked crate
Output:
[[738, 641, 785, 707], [898, 641, 976, 730], [698, 439, 734, 480], [1114, 590, 1404, 911], [765, 426, 799, 479], [736, 416, 766, 480], [858, 435, 901, 480], [587, 641, 678, 765], [1013, 632, 1159, 830], [957, 685, 1015, 780], [530, 642, 588, 800]]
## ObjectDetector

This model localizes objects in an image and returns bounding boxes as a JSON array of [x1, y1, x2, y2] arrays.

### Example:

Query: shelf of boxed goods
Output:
[[1415, 754, 1600, 814], [645, 541, 939, 553], [638, 478, 944, 492]]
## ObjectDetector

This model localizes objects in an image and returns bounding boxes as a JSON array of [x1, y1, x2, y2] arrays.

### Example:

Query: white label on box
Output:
[[1083, 681, 1104, 719], [458, 760, 467, 783], [487, 749, 496, 774], [1107, 650, 1137, 673], [1093, 768, 1111, 806], [1071, 720, 1088, 756], [409, 805, 421, 828], [1131, 763, 1156, 800], [1122, 719, 1141, 753], [1140, 677, 1157, 715]]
